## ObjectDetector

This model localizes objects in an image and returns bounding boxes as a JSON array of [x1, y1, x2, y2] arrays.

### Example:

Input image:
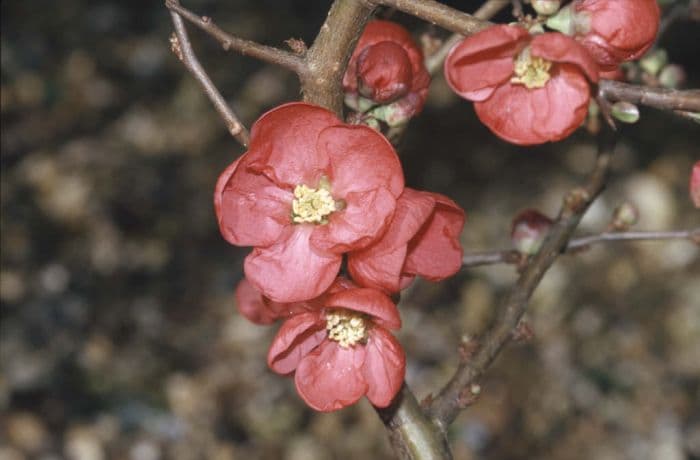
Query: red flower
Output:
[[348, 188, 465, 293], [568, 0, 660, 71], [215, 103, 404, 303], [343, 20, 430, 123], [691, 161, 700, 208], [444, 25, 599, 145], [267, 279, 405, 411]]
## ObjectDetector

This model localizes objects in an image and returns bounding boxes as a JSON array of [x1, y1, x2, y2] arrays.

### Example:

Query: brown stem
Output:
[[371, 0, 488, 35], [599, 80, 700, 113], [168, 3, 250, 146], [302, 0, 375, 115], [375, 385, 453, 460], [428, 132, 617, 430], [462, 228, 700, 268]]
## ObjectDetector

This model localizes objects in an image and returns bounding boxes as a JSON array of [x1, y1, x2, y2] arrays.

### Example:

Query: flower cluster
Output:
[[444, 0, 660, 145], [216, 101, 465, 411]]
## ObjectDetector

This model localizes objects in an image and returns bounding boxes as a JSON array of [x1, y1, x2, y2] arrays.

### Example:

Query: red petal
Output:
[[294, 340, 368, 412], [325, 287, 400, 330], [357, 41, 413, 103], [347, 188, 435, 293], [404, 193, 465, 280], [530, 65, 591, 142], [362, 328, 406, 408], [310, 187, 396, 254], [531, 32, 599, 83], [444, 25, 527, 102], [474, 64, 590, 145], [691, 161, 700, 208], [268, 311, 326, 374], [244, 226, 342, 303], [216, 155, 293, 247], [245, 102, 338, 187], [235, 278, 278, 325], [318, 125, 404, 198]]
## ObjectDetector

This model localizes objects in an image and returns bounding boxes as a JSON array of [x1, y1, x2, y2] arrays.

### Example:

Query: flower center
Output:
[[291, 177, 337, 224], [325, 309, 368, 348], [511, 47, 552, 89]]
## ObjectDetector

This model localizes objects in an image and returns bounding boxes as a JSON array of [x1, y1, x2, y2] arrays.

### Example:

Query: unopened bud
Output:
[[611, 203, 639, 231], [659, 64, 686, 89], [511, 209, 553, 255], [532, 0, 561, 16], [611, 101, 640, 124], [639, 49, 668, 77], [545, 4, 582, 35]]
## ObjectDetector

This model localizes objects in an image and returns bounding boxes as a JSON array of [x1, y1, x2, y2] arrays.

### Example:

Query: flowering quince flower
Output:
[[214, 102, 404, 303], [348, 188, 465, 293], [691, 161, 700, 209], [343, 20, 431, 125], [267, 278, 405, 411], [444, 24, 599, 145], [547, 0, 660, 71]]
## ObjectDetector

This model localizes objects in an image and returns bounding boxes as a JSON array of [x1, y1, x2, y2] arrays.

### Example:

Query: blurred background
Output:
[[1, 1, 699, 459]]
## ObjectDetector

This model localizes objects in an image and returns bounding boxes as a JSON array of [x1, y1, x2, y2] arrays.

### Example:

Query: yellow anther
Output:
[[325, 309, 368, 348], [511, 47, 552, 89], [291, 179, 337, 224]]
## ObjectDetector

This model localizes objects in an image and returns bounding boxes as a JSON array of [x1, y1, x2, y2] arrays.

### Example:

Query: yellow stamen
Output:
[[511, 47, 552, 89], [325, 309, 368, 348], [291, 178, 337, 224]]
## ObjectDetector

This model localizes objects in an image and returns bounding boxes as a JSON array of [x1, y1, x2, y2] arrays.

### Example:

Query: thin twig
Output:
[[599, 80, 700, 113], [168, 3, 250, 146], [166, 0, 307, 75], [428, 132, 618, 430], [462, 228, 700, 268], [371, 0, 488, 35]]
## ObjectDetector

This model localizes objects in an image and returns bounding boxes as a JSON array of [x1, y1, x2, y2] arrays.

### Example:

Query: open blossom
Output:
[[215, 102, 404, 303], [343, 20, 430, 125], [445, 25, 599, 145], [348, 188, 465, 293], [555, 0, 660, 71], [691, 161, 700, 208], [267, 278, 405, 411]]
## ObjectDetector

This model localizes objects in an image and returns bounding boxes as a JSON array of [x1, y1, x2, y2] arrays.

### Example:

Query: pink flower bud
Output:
[[511, 209, 553, 254]]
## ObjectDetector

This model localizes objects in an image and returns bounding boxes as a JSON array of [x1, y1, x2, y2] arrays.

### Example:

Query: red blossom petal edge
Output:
[[690, 161, 700, 208]]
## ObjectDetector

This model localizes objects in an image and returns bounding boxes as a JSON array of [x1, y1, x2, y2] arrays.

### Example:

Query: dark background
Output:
[[2, 1, 699, 458]]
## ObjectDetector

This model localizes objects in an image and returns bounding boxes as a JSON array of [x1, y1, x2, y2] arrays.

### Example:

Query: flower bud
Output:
[[611, 202, 639, 231], [532, 0, 561, 16], [639, 49, 668, 77], [511, 209, 553, 255], [611, 101, 639, 124], [561, 0, 660, 71], [659, 64, 686, 89]]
